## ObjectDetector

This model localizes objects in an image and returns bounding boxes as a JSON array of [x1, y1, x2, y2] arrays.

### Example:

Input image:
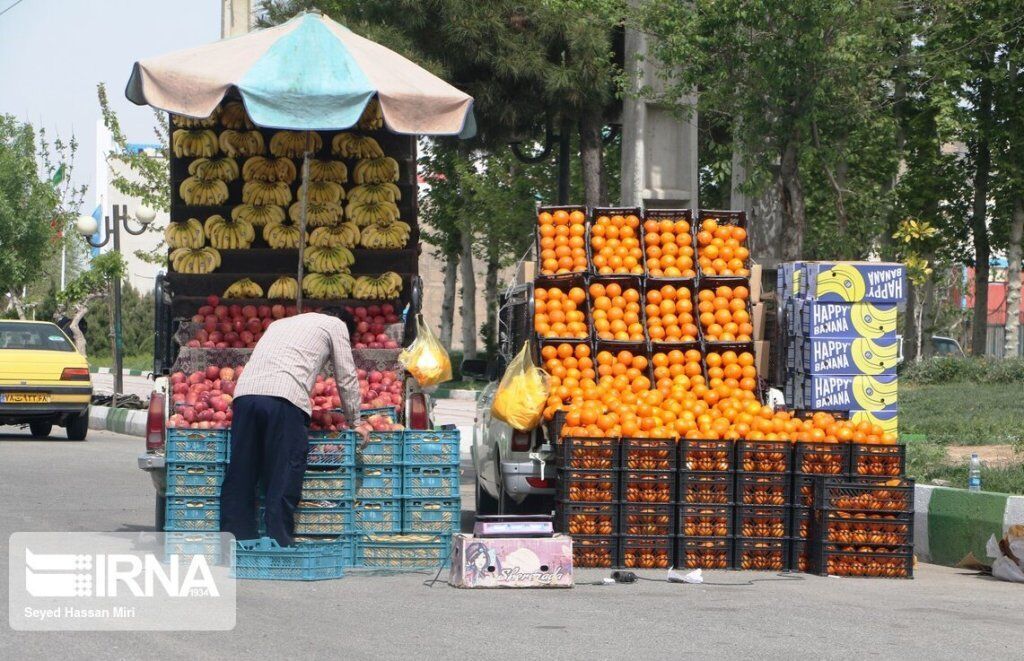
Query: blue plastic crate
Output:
[[307, 432, 355, 467], [403, 430, 460, 465], [356, 533, 450, 570], [357, 431, 403, 465], [294, 534, 357, 567], [356, 465, 402, 498], [294, 499, 353, 535], [166, 462, 227, 497], [165, 497, 220, 531], [402, 465, 460, 498], [402, 498, 461, 534], [234, 537, 346, 581], [164, 532, 224, 563], [302, 467, 354, 500], [359, 406, 399, 420], [353, 499, 402, 533], [166, 429, 229, 463]]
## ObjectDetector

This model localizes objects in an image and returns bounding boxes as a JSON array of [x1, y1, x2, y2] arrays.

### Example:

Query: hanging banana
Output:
[[308, 159, 348, 183], [232, 203, 286, 228], [170, 246, 221, 274], [309, 222, 361, 249], [180, 176, 229, 206], [331, 133, 384, 159], [263, 220, 304, 249], [172, 129, 219, 158], [242, 156, 297, 183], [189, 157, 239, 182], [288, 201, 343, 227], [242, 180, 292, 206], [223, 278, 264, 298], [357, 98, 384, 131], [220, 101, 254, 130], [360, 217, 411, 249], [269, 130, 322, 158], [205, 214, 256, 249], [267, 276, 299, 299], [219, 130, 265, 157]]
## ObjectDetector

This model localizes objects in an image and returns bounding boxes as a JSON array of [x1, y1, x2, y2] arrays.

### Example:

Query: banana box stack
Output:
[[782, 262, 905, 435]]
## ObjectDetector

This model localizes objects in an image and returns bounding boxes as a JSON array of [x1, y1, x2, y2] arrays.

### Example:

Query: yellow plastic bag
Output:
[[399, 314, 452, 387], [491, 343, 549, 432]]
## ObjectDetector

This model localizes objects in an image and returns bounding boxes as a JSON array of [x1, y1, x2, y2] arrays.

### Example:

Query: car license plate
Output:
[[0, 392, 50, 404]]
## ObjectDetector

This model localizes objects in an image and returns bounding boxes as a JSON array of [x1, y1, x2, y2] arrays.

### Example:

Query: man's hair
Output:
[[321, 306, 357, 336]]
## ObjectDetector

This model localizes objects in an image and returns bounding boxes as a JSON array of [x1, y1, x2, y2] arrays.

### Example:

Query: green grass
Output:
[[899, 382, 1024, 446], [905, 436, 1024, 495], [88, 353, 154, 372]]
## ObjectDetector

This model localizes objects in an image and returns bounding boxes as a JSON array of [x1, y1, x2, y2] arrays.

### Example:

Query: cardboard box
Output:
[[749, 263, 763, 303], [517, 260, 536, 285], [792, 300, 898, 339], [754, 340, 770, 377], [777, 262, 807, 304], [788, 337, 899, 376], [751, 302, 767, 341], [799, 262, 906, 303], [448, 534, 574, 588], [850, 409, 898, 436], [787, 373, 898, 412]]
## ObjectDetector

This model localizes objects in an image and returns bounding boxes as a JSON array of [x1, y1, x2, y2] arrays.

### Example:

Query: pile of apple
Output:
[[167, 365, 243, 429], [348, 304, 401, 349], [184, 295, 314, 349], [309, 370, 405, 431], [355, 412, 405, 434]]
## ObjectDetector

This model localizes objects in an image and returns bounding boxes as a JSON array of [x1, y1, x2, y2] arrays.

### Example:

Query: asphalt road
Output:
[[1, 426, 1022, 660]]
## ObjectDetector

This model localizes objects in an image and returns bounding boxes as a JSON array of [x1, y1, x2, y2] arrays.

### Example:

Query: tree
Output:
[[54, 251, 125, 354]]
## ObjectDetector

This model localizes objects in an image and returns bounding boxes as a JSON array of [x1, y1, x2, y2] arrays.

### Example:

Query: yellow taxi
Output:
[[0, 319, 92, 440]]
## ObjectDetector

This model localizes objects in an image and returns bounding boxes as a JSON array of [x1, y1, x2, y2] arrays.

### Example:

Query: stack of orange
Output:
[[540, 342, 597, 420], [538, 209, 588, 275], [534, 285, 589, 339], [645, 284, 699, 343], [590, 213, 644, 275], [589, 282, 645, 341], [650, 348, 704, 392], [643, 216, 696, 278], [705, 349, 758, 394], [697, 285, 753, 342], [696, 218, 750, 277]]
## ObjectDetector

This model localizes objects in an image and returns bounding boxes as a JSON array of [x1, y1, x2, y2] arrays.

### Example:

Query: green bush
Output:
[[901, 356, 1024, 384]]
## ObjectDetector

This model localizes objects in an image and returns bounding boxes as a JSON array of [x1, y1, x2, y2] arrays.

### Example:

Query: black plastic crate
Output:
[[558, 469, 618, 503], [572, 535, 618, 568], [736, 473, 791, 506], [736, 506, 790, 539], [676, 537, 732, 569], [815, 478, 914, 514], [620, 503, 674, 536], [619, 535, 673, 569], [679, 471, 734, 505], [622, 437, 677, 471], [817, 510, 914, 546], [794, 442, 850, 476], [789, 540, 809, 572], [677, 504, 732, 538], [736, 440, 792, 473], [680, 439, 733, 472], [622, 470, 675, 504], [559, 437, 618, 470], [792, 475, 823, 509], [850, 443, 906, 478], [535, 205, 588, 279], [734, 538, 789, 571], [555, 501, 618, 536], [811, 543, 914, 578], [792, 507, 812, 540]]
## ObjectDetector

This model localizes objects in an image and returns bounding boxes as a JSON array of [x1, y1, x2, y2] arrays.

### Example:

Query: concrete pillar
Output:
[[221, 0, 252, 38]]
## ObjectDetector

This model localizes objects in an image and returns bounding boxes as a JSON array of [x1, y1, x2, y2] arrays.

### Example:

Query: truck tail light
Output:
[[408, 392, 429, 430], [146, 391, 166, 452], [61, 367, 90, 381], [525, 477, 553, 489], [510, 431, 532, 452]]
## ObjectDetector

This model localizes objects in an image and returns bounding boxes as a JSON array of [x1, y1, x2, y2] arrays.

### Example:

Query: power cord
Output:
[[577, 571, 807, 587]]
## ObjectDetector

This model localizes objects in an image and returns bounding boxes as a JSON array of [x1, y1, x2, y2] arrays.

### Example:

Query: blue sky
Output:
[[0, 0, 221, 203]]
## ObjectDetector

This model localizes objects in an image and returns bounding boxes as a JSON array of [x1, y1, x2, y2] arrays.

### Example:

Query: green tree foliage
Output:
[[54, 251, 125, 354]]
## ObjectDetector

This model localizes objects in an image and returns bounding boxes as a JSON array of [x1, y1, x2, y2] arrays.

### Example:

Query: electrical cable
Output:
[[0, 0, 27, 18], [576, 572, 807, 587]]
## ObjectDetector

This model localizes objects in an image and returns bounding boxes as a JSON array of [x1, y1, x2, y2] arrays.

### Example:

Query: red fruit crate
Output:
[[794, 442, 850, 475], [736, 473, 791, 506], [677, 537, 732, 569], [572, 535, 618, 568], [736, 440, 792, 473], [679, 471, 734, 505], [622, 470, 675, 503], [734, 538, 789, 571], [680, 438, 733, 472], [677, 505, 732, 538], [850, 443, 906, 478], [619, 536, 673, 569], [559, 469, 618, 503], [558, 436, 618, 470], [622, 437, 677, 471], [736, 506, 790, 539], [555, 501, 618, 536], [620, 504, 674, 536]]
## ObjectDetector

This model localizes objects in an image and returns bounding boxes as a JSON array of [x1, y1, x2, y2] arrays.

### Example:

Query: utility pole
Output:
[[221, 0, 252, 38]]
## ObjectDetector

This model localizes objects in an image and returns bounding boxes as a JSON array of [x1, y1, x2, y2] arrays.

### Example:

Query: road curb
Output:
[[90, 366, 153, 378], [914, 484, 1024, 566], [88, 405, 148, 438]]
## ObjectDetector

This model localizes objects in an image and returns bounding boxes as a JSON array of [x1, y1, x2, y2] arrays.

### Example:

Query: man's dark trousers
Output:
[[220, 395, 309, 546]]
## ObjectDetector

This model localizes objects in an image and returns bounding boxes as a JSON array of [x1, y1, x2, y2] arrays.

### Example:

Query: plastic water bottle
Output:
[[968, 453, 982, 492]]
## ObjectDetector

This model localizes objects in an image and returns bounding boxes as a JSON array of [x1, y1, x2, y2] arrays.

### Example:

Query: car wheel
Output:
[[475, 477, 499, 515], [65, 413, 88, 441], [28, 421, 53, 438]]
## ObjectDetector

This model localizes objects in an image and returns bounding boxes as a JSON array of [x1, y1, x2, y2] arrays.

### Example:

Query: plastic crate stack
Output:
[[732, 439, 793, 571], [556, 437, 620, 569], [164, 428, 230, 539], [295, 428, 358, 571], [780, 261, 906, 436], [677, 439, 735, 570]]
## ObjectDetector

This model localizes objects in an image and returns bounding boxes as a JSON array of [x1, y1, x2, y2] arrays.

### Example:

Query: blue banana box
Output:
[[777, 262, 807, 304], [850, 409, 898, 436], [787, 299, 899, 339], [786, 373, 898, 412], [787, 337, 900, 375], [799, 262, 906, 303]]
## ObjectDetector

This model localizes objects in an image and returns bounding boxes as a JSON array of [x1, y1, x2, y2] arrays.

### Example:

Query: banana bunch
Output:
[[353, 272, 403, 300], [172, 129, 219, 158], [189, 157, 239, 182], [206, 214, 255, 249], [288, 201, 342, 227], [243, 180, 292, 206], [303, 272, 355, 300], [170, 247, 221, 274], [332, 133, 384, 159], [164, 218, 204, 249], [361, 218, 411, 249], [297, 181, 344, 204], [232, 203, 285, 228], [223, 278, 264, 298], [304, 245, 355, 273], [358, 98, 384, 131], [349, 182, 401, 205], [346, 198, 400, 227], [171, 110, 218, 128], [309, 222, 360, 249], [219, 130, 265, 157], [264, 220, 305, 249], [270, 130, 322, 158], [308, 159, 348, 183], [267, 276, 299, 299], [180, 176, 229, 206], [243, 156, 297, 183], [220, 101, 254, 130], [354, 157, 400, 184]]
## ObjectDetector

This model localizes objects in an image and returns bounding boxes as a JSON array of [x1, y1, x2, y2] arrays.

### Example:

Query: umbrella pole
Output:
[[297, 135, 311, 314]]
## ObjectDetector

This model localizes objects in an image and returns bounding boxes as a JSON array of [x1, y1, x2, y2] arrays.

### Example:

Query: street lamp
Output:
[[77, 204, 155, 403]]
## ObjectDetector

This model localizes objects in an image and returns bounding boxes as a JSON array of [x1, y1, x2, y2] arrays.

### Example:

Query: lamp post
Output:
[[76, 204, 156, 404]]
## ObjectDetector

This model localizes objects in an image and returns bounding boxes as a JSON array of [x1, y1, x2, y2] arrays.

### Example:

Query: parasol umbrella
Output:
[[125, 10, 475, 308]]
